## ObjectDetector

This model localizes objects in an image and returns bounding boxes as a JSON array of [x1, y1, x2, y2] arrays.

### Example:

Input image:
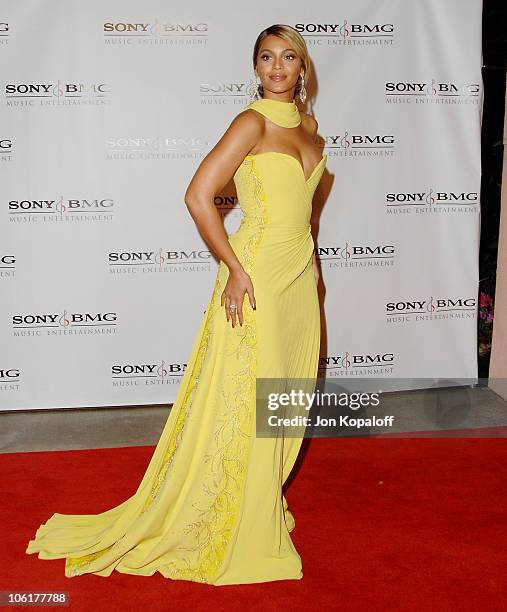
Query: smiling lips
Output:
[[269, 74, 287, 81]]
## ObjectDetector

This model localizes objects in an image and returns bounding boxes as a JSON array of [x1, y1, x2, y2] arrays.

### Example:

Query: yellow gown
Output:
[[25, 97, 327, 585]]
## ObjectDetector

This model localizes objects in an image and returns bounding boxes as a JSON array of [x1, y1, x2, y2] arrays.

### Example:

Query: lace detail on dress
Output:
[[157, 156, 267, 583], [240, 157, 268, 275]]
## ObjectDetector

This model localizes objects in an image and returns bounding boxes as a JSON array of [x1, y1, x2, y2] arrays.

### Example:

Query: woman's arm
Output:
[[184, 110, 265, 328], [184, 110, 263, 271]]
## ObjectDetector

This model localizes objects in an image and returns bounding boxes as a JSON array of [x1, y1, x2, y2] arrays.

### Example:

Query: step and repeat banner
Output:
[[1, 0, 483, 410]]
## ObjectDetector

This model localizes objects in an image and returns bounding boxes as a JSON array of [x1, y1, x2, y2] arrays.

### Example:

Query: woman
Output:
[[26, 24, 327, 585]]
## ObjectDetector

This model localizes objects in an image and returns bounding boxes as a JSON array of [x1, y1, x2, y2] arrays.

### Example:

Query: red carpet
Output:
[[3, 437, 506, 611]]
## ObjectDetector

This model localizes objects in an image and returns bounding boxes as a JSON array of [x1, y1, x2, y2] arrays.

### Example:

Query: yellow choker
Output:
[[241, 97, 301, 128]]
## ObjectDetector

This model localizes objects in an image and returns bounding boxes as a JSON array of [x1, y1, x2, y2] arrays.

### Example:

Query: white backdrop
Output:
[[1, 0, 483, 410]]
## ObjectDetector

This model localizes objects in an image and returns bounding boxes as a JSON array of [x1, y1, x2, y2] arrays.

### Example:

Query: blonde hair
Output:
[[252, 24, 311, 99]]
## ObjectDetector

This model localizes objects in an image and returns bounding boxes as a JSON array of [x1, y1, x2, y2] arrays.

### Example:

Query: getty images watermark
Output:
[[255, 377, 500, 438], [265, 387, 393, 429]]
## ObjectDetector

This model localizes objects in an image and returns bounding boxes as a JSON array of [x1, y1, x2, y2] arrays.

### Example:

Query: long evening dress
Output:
[[25, 97, 327, 585]]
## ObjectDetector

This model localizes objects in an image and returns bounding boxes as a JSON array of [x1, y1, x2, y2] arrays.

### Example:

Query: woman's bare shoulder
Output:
[[231, 107, 266, 130], [183, 107, 265, 202], [220, 107, 265, 149]]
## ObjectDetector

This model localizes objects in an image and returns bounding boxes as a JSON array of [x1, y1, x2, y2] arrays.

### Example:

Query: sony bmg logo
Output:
[[108, 250, 212, 263], [8, 198, 114, 212], [111, 362, 187, 377], [105, 137, 208, 150], [103, 22, 208, 34], [5, 83, 110, 97], [214, 194, 238, 208], [385, 81, 480, 96], [295, 23, 394, 37], [386, 298, 476, 313], [200, 83, 250, 95], [316, 245, 395, 259], [326, 134, 395, 148], [13, 312, 118, 327], [320, 353, 395, 368], [386, 191, 478, 205], [0, 368, 19, 379]]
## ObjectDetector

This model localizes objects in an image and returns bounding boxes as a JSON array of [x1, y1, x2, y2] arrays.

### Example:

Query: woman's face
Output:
[[255, 35, 303, 98]]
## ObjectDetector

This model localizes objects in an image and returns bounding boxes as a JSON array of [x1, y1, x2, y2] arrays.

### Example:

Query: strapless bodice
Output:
[[233, 150, 327, 231]]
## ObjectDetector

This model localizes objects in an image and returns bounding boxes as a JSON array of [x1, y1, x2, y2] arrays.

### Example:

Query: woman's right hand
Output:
[[220, 267, 256, 328]]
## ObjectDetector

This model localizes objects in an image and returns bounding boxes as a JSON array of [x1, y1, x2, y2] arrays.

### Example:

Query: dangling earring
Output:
[[250, 73, 262, 102], [299, 73, 307, 104]]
